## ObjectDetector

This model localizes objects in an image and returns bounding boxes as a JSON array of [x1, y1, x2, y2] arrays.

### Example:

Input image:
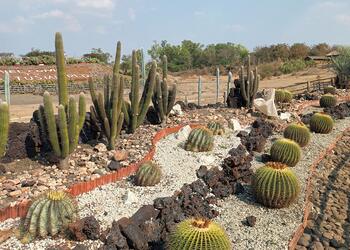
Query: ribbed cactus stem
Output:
[[216, 68, 220, 103], [130, 50, 140, 133], [68, 97, 78, 154], [55, 32, 68, 108], [58, 105, 69, 158], [78, 93, 86, 130], [0, 102, 9, 157]]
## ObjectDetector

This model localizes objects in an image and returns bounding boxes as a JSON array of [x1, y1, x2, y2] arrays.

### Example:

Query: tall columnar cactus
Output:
[[151, 55, 177, 124], [319, 94, 337, 108], [270, 138, 301, 167], [0, 102, 9, 157], [310, 113, 334, 134], [184, 127, 214, 152], [89, 42, 124, 149], [4, 71, 10, 104], [123, 51, 156, 133], [252, 162, 300, 208], [135, 161, 162, 186], [283, 122, 311, 147], [239, 55, 260, 108], [55, 32, 68, 108], [20, 190, 78, 242], [169, 218, 231, 250], [39, 92, 85, 168], [207, 121, 225, 135]]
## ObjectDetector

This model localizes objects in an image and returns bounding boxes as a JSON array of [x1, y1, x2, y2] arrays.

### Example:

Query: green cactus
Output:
[[252, 162, 300, 208], [283, 122, 311, 147], [319, 94, 337, 108], [89, 41, 124, 150], [239, 55, 260, 108], [135, 161, 162, 186], [152, 55, 177, 124], [184, 127, 214, 152], [283, 90, 293, 103], [309, 113, 334, 134], [324, 86, 336, 95], [169, 218, 231, 250], [207, 121, 225, 135], [55, 32, 68, 108], [275, 89, 285, 103], [270, 138, 301, 167], [0, 102, 9, 157], [123, 51, 157, 133], [20, 190, 78, 241]]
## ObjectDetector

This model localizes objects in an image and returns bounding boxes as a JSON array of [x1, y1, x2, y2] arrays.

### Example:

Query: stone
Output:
[[298, 233, 311, 247], [82, 216, 100, 240], [130, 205, 160, 226], [170, 104, 184, 116], [174, 125, 192, 141], [113, 150, 129, 162], [197, 155, 216, 165], [245, 215, 257, 227], [118, 217, 148, 250], [0, 164, 6, 175], [123, 190, 138, 205], [21, 179, 36, 187], [72, 245, 88, 250], [107, 160, 121, 171], [196, 165, 208, 179], [310, 241, 325, 250], [94, 143, 107, 152], [104, 220, 128, 249], [228, 118, 242, 131], [9, 190, 22, 198], [280, 112, 292, 121]]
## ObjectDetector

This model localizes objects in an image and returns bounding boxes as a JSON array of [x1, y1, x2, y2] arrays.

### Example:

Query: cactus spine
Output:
[[207, 121, 225, 135], [55, 32, 68, 109], [319, 94, 337, 107], [0, 102, 9, 157], [4, 71, 10, 104], [270, 138, 301, 167], [169, 218, 231, 250], [283, 122, 311, 147], [252, 162, 300, 208], [20, 190, 78, 241], [123, 51, 156, 133], [310, 113, 334, 134], [240, 55, 260, 108], [152, 55, 177, 124], [89, 41, 124, 149], [135, 161, 162, 186], [184, 127, 214, 152]]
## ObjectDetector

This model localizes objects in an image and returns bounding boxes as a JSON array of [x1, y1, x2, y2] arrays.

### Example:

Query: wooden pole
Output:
[[216, 68, 220, 103], [198, 76, 202, 106]]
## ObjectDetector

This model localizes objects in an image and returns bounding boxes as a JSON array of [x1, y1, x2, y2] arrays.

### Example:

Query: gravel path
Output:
[[215, 117, 350, 250]]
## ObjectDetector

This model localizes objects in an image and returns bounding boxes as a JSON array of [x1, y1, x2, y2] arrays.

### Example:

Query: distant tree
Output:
[[0, 52, 14, 58], [121, 54, 132, 74], [23, 48, 55, 57], [83, 48, 111, 64], [310, 43, 332, 56], [181, 40, 204, 68], [254, 46, 273, 63], [289, 43, 310, 59], [271, 43, 290, 61]]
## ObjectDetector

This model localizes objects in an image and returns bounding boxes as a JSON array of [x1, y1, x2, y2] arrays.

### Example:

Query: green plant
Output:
[[0, 102, 9, 157], [275, 89, 285, 103], [168, 218, 231, 250], [123, 51, 157, 133], [239, 55, 260, 108], [207, 121, 225, 135], [283, 90, 293, 103], [319, 94, 337, 108], [89, 42, 124, 150], [309, 113, 334, 134], [184, 127, 214, 152], [331, 47, 350, 81], [283, 122, 311, 147], [324, 86, 336, 95], [135, 161, 162, 186], [252, 162, 300, 208], [55, 32, 68, 109], [151, 55, 177, 124], [270, 138, 301, 167]]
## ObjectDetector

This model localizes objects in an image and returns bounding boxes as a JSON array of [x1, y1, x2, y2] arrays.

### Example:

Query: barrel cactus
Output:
[[309, 113, 334, 134], [20, 190, 78, 242], [207, 121, 225, 135], [283, 122, 311, 147], [252, 162, 300, 208], [135, 161, 162, 186], [270, 138, 301, 167], [283, 90, 293, 103], [319, 94, 337, 108], [184, 127, 214, 152], [169, 218, 231, 250], [275, 89, 285, 103], [324, 86, 336, 94]]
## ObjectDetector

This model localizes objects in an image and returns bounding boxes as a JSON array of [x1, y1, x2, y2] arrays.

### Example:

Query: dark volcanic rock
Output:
[[66, 216, 100, 241], [103, 220, 129, 250], [130, 205, 160, 226], [118, 217, 148, 250], [245, 216, 257, 227], [107, 160, 122, 171]]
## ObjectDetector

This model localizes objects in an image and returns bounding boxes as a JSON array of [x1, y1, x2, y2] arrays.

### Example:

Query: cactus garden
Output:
[[1, 6, 350, 250]]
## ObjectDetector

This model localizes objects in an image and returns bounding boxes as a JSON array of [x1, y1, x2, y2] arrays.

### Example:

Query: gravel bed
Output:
[[215, 117, 350, 250]]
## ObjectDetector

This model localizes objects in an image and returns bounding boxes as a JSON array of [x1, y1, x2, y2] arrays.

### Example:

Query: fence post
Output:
[[223, 91, 227, 105], [4, 71, 10, 105], [198, 76, 202, 106], [216, 67, 220, 103], [227, 71, 232, 104], [307, 81, 310, 93], [185, 95, 188, 105]]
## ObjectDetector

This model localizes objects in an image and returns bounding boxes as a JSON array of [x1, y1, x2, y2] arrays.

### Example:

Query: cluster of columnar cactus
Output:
[[184, 127, 214, 152], [324, 86, 336, 94], [20, 190, 78, 242], [252, 162, 300, 208], [0, 102, 9, 157], [169, 218, 231, 250], [275, 89, 293, 103], [283, 122, 311, 147], [89, 42, 124, 150], [270, 138, 301, 167], [239, 55, 260, 108], [123, 51, 157, 133], [135, 161, 162, 186], [310, 113, 334, 134], [319, 94, 337, 108], [207, 121, 225, 135], [151, 55, 177, 124]]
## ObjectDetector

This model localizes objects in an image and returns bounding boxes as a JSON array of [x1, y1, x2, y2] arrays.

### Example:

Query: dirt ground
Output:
[[4, 65, 335, 122]]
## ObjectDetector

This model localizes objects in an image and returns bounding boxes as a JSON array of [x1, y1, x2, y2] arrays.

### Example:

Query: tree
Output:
[[271, 44, 290, 61], [290, 43, 310, 59], [310, 43, 331, 56], [23, 48, 55, 57], [83, 48, 111, 64], [121, 54, 132, 74]]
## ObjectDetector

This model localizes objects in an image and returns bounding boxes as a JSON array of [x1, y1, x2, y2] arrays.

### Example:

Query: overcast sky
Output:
[[0, 0, 350, 57]]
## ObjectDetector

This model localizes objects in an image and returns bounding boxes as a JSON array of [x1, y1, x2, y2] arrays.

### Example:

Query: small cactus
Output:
[[135, 161, 162, 186], [319, 94, 337, 108], [270, 138, 301, 167], [275, 89, 285, 103], [0, 102, 9, 157], [324, 86, 336, 95], [169, 218, 231, 250], [239, 55, 260, 108], [207, 121, 225, 135], [283, 122, 311, 147], [20, 190, 78, 241], [283, 90, 293, 103], [252, 162, 300, 208], [309, 113, 334, 134], [184, 127, 214, 152]]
